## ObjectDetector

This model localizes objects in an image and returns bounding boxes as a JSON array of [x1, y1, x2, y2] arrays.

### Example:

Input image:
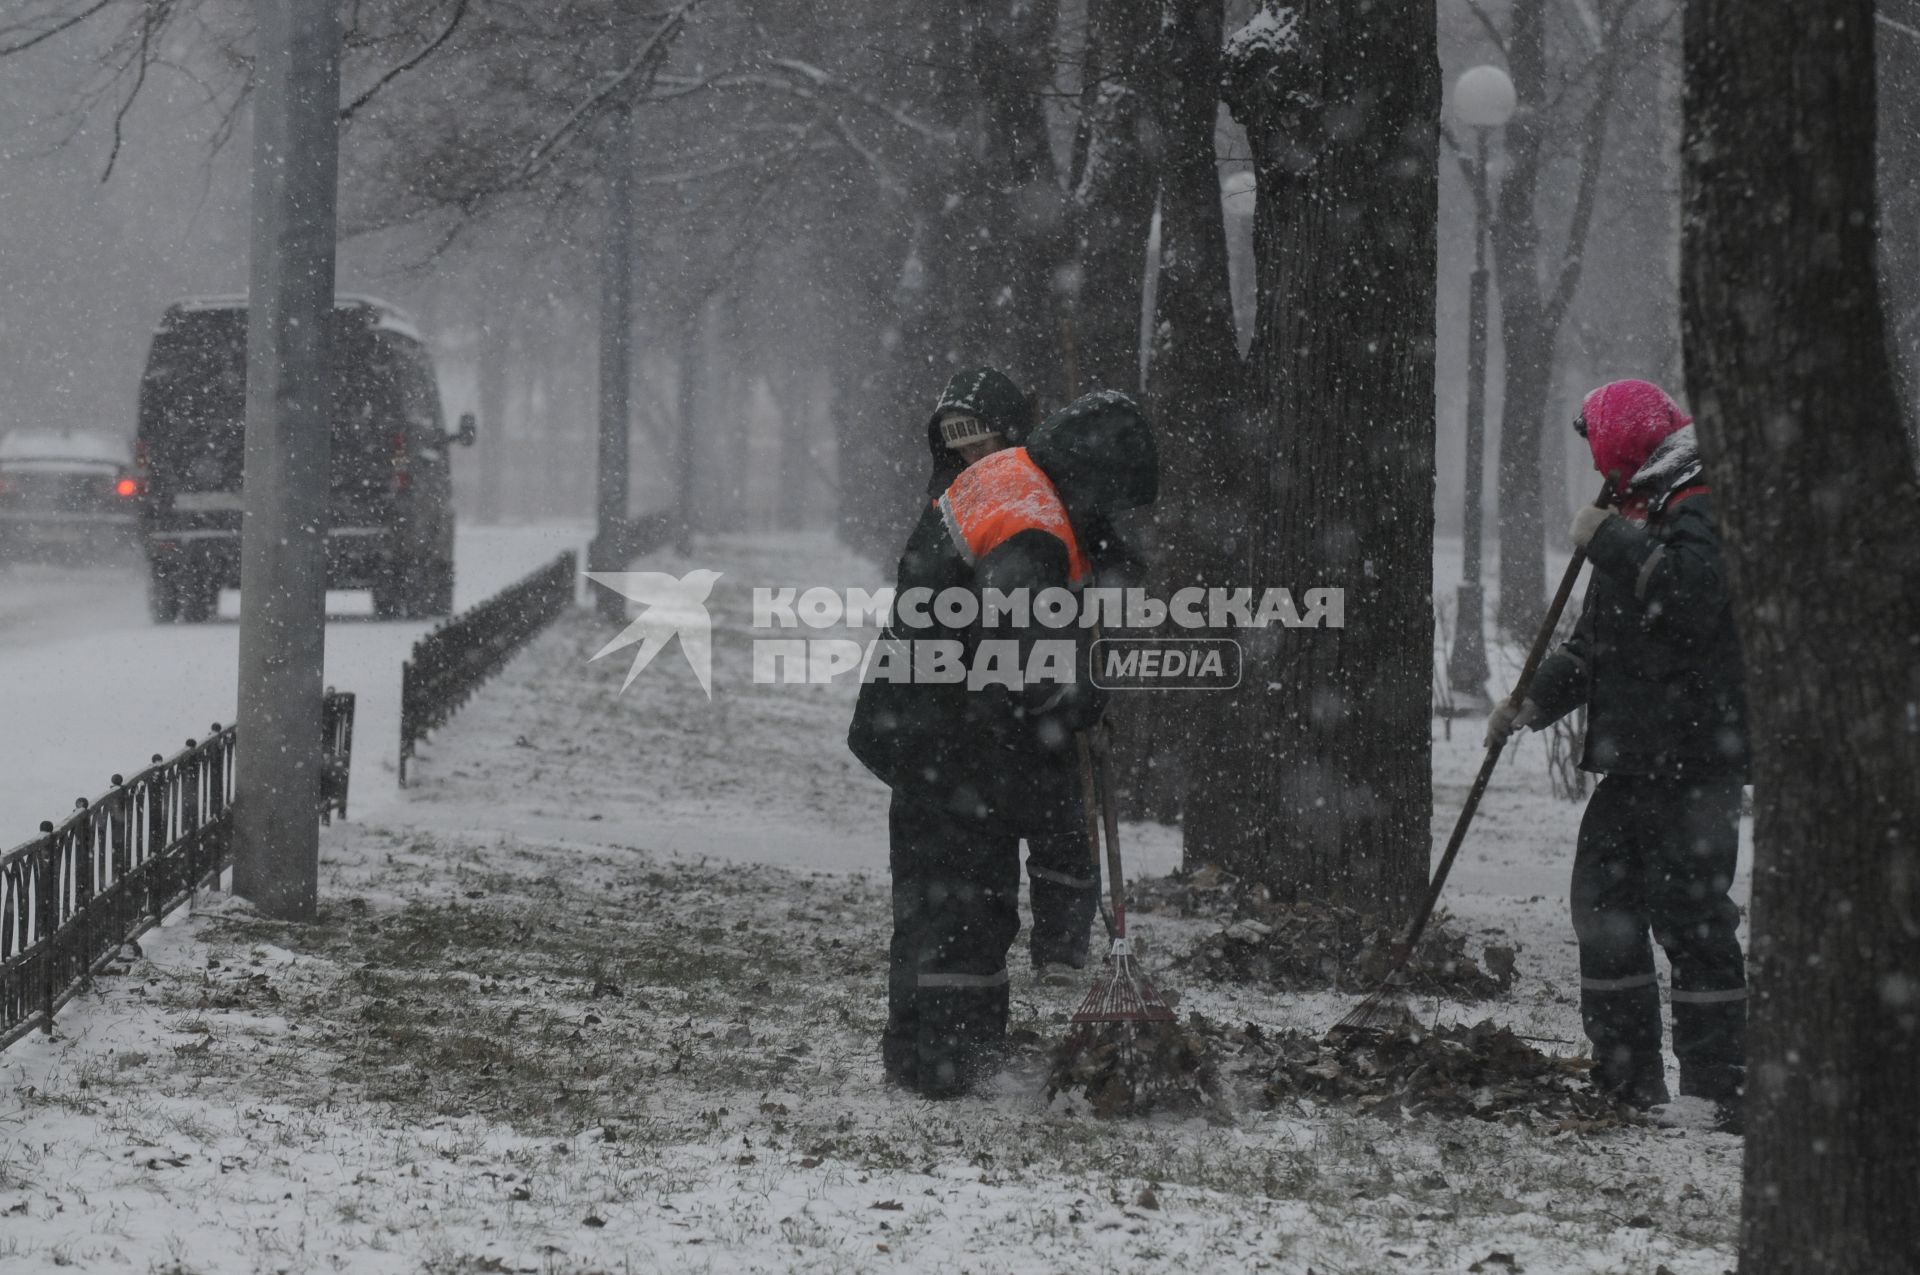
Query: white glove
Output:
[[1484, 698, 1544, 748], [1570, 505, 1614, 548]]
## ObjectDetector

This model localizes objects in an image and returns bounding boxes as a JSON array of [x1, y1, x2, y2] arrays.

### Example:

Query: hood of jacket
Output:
[[1025, 390, 1159, 523]]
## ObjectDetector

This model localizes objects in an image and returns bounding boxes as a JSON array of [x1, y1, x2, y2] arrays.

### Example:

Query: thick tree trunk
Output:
[[1142, 0, 1248, 850], [1219, 0, 1438, 913], [1682, 3, 1920, 1270]]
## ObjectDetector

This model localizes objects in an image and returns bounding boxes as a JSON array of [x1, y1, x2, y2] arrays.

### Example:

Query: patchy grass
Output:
[[0, 534, 1745, 1274]]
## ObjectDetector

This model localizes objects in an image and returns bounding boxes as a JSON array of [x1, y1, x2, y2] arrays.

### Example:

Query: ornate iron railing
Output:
[[1, 691, 356, 1051], [0, 729, 232, 1050], [399, 550, 577, 786]]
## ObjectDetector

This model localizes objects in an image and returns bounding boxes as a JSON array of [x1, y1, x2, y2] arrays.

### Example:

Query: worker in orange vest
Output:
[[849, 369, 1157, 1097]]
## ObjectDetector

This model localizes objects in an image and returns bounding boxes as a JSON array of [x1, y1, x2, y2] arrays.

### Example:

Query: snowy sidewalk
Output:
[[0, 533, 1742, 1274]]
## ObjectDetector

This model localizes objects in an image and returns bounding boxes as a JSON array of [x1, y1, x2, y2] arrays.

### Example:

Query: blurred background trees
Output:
[[7, 0, 1918, 555]]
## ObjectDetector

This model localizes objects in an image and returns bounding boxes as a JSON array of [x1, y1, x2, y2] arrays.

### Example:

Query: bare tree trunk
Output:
[[475, 261, 513, 525], [772, 364, 810, 531], [1068, 0, 1157, 393], [1491, 339, 1553, 631], [1219, 0, 1438, 912], [1142, 0, 1247, 849], [717, 294, 751, 531], [1490, 1, 1638, 636], [965, 0, 1068, 394], [1683, 2, 1920, 1270], [1063, 0, 1163, 819], [675, 305, 704, 555], [1486, 3, 1552, 638]]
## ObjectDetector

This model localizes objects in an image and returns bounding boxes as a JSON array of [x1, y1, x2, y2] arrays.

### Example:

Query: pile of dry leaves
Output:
[[1044, 1017, 1223, 1119], [1250, 1016, 1634, 1130], [1134, 865, 1516, 999]]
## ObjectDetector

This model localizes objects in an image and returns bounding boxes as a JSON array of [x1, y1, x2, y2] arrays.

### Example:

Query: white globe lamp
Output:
[[1453, 65, 1516, 130]]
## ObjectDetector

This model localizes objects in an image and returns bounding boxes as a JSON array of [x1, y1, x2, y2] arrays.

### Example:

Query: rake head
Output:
[[1071, 940, 1177, 1025], [1328, 963, 1420, 1042]]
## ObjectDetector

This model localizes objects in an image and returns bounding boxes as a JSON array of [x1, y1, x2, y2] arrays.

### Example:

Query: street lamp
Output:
[[1446, 64, 1515, 709]]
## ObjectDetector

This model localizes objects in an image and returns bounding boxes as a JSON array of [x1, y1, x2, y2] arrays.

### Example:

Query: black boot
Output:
[[1593, 1049, 1671, 1110], [881, 1033, 918, 1091], [1678, 1062, 1744, 1103], [1679, 1063, 1744, 1134]]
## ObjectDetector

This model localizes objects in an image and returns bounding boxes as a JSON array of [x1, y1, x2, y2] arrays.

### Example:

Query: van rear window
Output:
[[138, 308, 427, 495], [139, 311, 250, 491]]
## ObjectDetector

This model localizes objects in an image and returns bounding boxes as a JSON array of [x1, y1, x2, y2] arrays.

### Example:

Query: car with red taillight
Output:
[[0, 429, 140, 566]]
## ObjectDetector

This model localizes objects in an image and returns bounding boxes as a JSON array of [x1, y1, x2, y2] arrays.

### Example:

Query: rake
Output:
[[1333, 476, 1619, 1039], [1072, 724, 1176, 1025]]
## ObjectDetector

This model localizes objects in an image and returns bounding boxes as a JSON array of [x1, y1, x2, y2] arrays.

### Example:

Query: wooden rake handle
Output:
[[1093, 724, 1128, 938], [1394, 475, 1619, 963], [1075, 731, 1115, 941]]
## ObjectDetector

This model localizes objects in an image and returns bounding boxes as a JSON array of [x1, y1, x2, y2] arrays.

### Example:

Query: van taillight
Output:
[[116, 477, 138, 498], [391, 433, 410, 493]]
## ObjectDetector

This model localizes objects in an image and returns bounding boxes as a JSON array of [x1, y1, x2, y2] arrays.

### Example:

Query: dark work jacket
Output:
[[1529, 491, 1750, 778], [847, 493, 1088, 834], [847, 391, 1158, 835]]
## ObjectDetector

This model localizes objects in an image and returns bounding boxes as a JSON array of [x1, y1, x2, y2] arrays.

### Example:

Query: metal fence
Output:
[[322, 688, 355, 824], [1, 692, 356, 1051], [399, 550, 577, 786]]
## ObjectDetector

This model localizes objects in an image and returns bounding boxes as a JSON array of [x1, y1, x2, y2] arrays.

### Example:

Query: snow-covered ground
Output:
[[0, 531, 1746, 1273], [0, 523, 588, 844]]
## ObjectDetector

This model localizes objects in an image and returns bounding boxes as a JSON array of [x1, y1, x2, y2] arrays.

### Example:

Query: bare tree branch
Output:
[[1460, 0, 1509, 59], [505, 0, 704, 190], [1543, 4, 1635, 328], [99, 0, 158, 182], [1882, 12, 1920, 43], [340, 0, 470, 123], [0, 0, 116, 58], [766, 58, 955, 144]]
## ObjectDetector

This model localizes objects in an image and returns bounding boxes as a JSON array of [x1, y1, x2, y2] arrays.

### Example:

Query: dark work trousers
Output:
[[1026, 830, 1099, 966], [1570, 773, 1747, 1102], [884, 791, 1098, 1091]]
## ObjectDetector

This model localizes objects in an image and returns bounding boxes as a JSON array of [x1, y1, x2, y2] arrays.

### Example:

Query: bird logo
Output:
[[583, 569, 723, 696]]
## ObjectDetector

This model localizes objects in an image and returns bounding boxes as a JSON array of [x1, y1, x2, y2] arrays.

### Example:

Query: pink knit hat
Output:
[[1577, 380, 1692, 481]]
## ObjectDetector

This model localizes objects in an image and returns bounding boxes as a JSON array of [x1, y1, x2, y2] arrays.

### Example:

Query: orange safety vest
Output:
[[935, 447, 1091, 583]]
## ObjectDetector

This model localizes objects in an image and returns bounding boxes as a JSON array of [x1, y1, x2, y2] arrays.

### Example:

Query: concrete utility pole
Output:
[[232, 0, 341, 922], [592, 86, 637, 622]]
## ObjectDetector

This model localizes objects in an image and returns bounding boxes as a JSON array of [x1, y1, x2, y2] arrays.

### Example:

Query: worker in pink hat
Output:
[[1487, 379, 1750, 1127]]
